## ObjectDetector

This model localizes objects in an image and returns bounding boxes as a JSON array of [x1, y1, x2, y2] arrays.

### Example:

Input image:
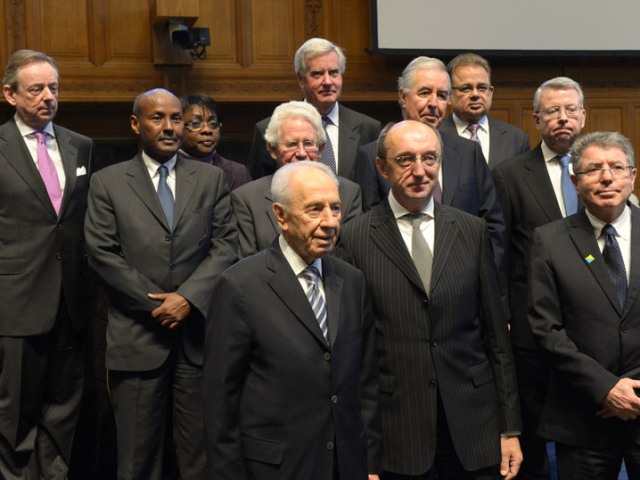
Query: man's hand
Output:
[[499, 435, 522, 480], [597, 378, 640, 420], [148, 292, 191, 330]]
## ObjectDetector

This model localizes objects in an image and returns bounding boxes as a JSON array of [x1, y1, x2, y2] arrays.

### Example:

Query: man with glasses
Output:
[[180, 93, 251, 190], [491, 77, 587, 479], [338, 120, 522, 480], [232, 100, 362, 259], [439, 53, 530, 169], [528, 131, 640, 479]]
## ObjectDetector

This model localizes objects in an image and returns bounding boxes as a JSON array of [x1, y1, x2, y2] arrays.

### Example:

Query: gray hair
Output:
[[397, 56, 450, 95], [570, 131, 635, 172], [271, 160, 338, 209], [264, 101, 326, 147], [3, 50, 59, 90], [447, 53, 491, 82], [533, 77, 584, 113], [294, 38, 346, 76], [132, 88, 179, 116]]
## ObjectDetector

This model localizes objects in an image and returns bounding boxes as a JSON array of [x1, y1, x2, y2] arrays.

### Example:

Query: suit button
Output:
[[429, 380, 437, 388], [169, 263, 176, 270], [430, 341, 437, 348], [620, 326, 627, 333], [56, 253, 61, 260], [165, 234, 171, 241], [323, 352, 331, 361], [56, 224, 63, 230], [326, 441, 335, 450], [331, 395, 338, 404]]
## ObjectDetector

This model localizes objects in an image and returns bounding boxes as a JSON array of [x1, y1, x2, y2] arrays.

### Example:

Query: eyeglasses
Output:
[[575, 165, 634, 178], [451, 84, 492, 95], [538, 105, 583, 119], [184, 120, 221, 132], [387, 153, 441, 169], [279, 140, 319, 153]]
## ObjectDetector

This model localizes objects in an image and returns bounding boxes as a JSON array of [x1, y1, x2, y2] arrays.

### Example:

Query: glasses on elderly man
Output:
[[185, 120, 221, 132], [538, 105, 583, 119], [387, 153, 441, 169], [574, 164, 634, 178], [278, 140, 320, 153]]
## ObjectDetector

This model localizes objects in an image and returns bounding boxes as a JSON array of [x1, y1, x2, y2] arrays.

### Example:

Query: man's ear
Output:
[[273, 202, 288, 231], [3, 85, 16, 106], [130, 115, 140, 135], [376, 157, 389, 179]]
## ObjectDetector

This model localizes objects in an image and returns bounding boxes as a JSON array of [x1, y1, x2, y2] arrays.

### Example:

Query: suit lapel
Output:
[[173, 157, 197, 229], [439, 133, 460, 206], [55, 125, 78, 218], [522, 145, 563, 222], [126, 155, 170, 230], [337, 107, 360, 178], [568, 210, 622, 314], [622, 206, 640, 319], [430, 203, 458, 293], [488, 117, 507, 168], [322, 258, 343, 348]]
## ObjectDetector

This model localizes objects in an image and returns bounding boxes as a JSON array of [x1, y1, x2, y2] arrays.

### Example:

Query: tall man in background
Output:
[[0, 50, 93, 479]]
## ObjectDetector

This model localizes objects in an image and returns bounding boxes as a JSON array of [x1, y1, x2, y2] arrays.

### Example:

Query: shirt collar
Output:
[[15, 114, 55, 138], [585, 204, 631, 241], [278, 235, 323, 277], [142, 151, 178, 178], [451, 113, 488, 134], [388, 190, 435, 221], [303, 99, 340, 127]]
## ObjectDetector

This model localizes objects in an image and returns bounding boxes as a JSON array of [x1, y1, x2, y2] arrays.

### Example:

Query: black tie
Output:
[[602, 224, 627, 310]]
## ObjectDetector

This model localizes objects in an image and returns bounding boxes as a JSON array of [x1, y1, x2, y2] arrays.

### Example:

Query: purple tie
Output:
[[467, 123, 481, 143], [35, 131, 62, 214]]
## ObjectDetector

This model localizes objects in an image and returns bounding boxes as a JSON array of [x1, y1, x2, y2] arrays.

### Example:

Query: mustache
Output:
[[158, 134, 179, 141]]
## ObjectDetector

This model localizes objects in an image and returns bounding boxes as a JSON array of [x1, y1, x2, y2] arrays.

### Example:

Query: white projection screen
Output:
[[371, 0, 640, 55]]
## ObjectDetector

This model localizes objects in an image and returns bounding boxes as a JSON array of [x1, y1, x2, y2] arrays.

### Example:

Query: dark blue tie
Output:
[[157, 165, 174, 231], [320, 116, 337, 174], [303, 265, 328, 341], [602, 224, 627, 310], [557, 155, 578, 216]]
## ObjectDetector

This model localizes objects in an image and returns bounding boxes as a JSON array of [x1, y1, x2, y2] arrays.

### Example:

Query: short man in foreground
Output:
[[439, 53, 529, 168], [528, 131, 640, 479], [232, 100, 362, 258], [0, 49, 93, 479], [85, 88, 237, 479], [204, 161, 380, 480], [339, 120, 521, 479]]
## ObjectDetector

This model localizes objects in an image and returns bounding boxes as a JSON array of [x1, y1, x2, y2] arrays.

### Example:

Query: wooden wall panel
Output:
[[104, 0, 151, 61], [27, 0, 90, 59], [251, 0, 299, 66], [195, 0, 238, 65]]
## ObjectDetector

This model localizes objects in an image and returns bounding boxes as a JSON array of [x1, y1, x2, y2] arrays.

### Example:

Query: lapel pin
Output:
[[585, 254, 595, 264]]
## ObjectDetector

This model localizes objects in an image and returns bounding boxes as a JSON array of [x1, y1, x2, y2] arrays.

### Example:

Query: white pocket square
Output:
[[76, 166, 87, 176]]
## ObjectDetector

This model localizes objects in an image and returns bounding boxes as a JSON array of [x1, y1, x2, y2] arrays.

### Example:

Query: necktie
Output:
[[602, 224, 627, 310], [35, 131, 62, 214], [557, 155, 578, 216], [433, 182, 442, 203], [410, 213, 433, 294], [303, 265, 328, 341], [320, 116, 337, 173], [157, 165, 174, 230], [467, 123, 481, 144]]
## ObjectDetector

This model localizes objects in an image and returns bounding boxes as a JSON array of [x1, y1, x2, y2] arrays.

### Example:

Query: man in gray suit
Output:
[[85, 88, 237, 480], [528, 131, 640, 479], [339, 120, 522, 480], [232, 100, 362, 259], [247, 37, 381, 180], [439, 53, 530, 169], [0, 50, 93, 479]]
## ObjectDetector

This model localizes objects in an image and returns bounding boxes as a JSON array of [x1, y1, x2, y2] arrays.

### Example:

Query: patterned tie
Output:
[[320, 116, 337, 173], [557, 155, 578, 216], [410, 213, 433, 294], [433, 182, 442, 203], [303, 265, 328, 341], [467, 123, 481, 144], [35, 131, 62, 214], [602, 224, 627, 310], [157, 165, 174, 231]]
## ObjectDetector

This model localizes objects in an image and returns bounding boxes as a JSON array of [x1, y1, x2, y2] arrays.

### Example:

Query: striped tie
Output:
[[303, 265, 328, 341]]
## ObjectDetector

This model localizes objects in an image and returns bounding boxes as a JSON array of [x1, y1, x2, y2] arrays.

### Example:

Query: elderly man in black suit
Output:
[[528, 131, 640, 479], [439, 53, 530, 169], [491, 77, 587, 479], [247, 37, 380, 180], [339, 120, 521, 480], [232, 100, 362, 259], [353, 56, 505, 266], [0, 50, 93, 479], [85, 88, 237, 480], [204, 160, 380, 480]]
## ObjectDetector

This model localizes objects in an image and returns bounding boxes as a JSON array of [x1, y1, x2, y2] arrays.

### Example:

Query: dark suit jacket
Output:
[[353, 131, 505, 265], [338, 201, 520, 474], [85, 155, 237, 370], [247, 104, 381, 180], [0, 118, 93, 335], [212, 152, 252, 190], [528, 207, 640, 448], [203, 243, 380, 480], [491, 144, 580, 349], [439, 115, 530, 169], [231, 174, 362, 259]]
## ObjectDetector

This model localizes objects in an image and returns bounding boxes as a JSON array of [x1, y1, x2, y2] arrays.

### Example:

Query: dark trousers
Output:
[[109, 341, 206, 480], [556, 438, 640, 480], [0, 301, 85, 480]]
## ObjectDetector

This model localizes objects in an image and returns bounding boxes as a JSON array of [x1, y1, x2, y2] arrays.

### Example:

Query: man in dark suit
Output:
[[354, 56, 504, 265], [179, 93, 252, 190], [528, 131, 640, 479], [247, 37, 380, 180], [204, 161, 380, 480], [491, 77, 586, 479], [339, 120, 521, 480], [232, 101, 362, 259], [84, 88, 237, 480], [0, 50, 93, 479], [439, 53, 530, 169]]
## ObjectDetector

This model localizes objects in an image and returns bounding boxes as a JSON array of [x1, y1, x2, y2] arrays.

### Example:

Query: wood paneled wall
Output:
[[2, 0, 640, 168]]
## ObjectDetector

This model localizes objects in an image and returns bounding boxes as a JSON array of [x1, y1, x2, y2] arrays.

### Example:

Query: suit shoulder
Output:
[[339, 104, 380, 126], [489, 117, 527, 134], [534, 215, 572, 237], [92, 157, 136, 178], [232, 176, 271, 199], [439, 203, 487, 230], [493, 147, 540, 175], [255, 116, 271, 132]]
